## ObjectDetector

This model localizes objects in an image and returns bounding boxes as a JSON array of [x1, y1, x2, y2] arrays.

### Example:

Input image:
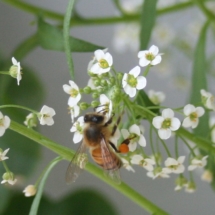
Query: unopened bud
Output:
[[92, 92, 99, 99], [91, 101, 99, 108], [80, 102, 89, 110], [83, 86, 92, 94]]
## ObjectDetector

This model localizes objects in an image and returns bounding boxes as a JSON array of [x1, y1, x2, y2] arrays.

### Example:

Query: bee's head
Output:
[[84, 113, 105, 124]]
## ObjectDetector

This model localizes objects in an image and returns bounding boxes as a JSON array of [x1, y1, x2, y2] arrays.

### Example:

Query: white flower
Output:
[[63, 80, 81, 106], [96, 94, 112, 118], [38, 105, 56, 126], [200, 89, 215, 110], [122, 66, 146, 97], [113, 23, 140, 52], [188, 156, 208, 171], [185, 182, 196, 193], [147, 167, 170, 179], [148, 90, 166, 105], [0, 148, 10, 161], [1, 172, 17, 185], [70, 116, 84, 143], [164, 156, 185, 174], [201, 169, 213, 182], [121, 158, 135, 172], [89, 49, 113, 74], [138, 45, 162, 67], [131, 155, 155, 171], [174, 176, 188, 191], [182, 104, 205, 129], [9, 57, 22, 85], [69, 105, 80, 123], [0, 112, 10, 137], [121, 124, 146, 152], [152, 108, 181, 139], [23, 185, 37, 197]]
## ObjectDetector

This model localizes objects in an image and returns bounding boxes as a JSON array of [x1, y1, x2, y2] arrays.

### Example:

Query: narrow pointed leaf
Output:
[[190, 21, 210, 137], [37, 18, 104, 52], [139, 0, 158, 50], [29, 157, 62, 215]]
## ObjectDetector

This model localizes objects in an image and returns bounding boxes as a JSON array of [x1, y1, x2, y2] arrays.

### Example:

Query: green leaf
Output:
[[3, 189, 118, 215], [139, 0, 158, 50], [37, 18, 104, 52], [29, 157, 62, 215], [189, 21, 210, 137]]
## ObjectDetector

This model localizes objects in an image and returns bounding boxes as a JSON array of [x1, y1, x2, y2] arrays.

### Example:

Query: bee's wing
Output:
[[100, 137, 121, 184], [65, 141, 88, 184]]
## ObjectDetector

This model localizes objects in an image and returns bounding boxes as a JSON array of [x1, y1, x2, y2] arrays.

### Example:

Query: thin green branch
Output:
[[1, 0, 63, 21], [9, 120, 169, 214], [2, 0, 195, 27], [192, 0, 215, 21]]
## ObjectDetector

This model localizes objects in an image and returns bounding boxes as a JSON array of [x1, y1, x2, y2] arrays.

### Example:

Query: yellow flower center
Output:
[[70, 88, 79, 98], [190, 112, 197, 121], [145, 52, 155, 61], [99, 59, 109, 69], [127, 74, 137, 87], [162, 118, 171, 129]]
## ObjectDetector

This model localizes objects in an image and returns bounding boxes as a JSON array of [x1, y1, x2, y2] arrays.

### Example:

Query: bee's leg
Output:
[[110, 114, 121, 136], [103, 113, 115, 127], [117, 136, 136, 154], [94, 104, 107, 115], [108, 141, 120, 153]]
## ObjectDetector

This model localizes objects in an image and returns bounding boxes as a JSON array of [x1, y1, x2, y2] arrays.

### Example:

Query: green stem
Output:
[[159, 138, 172, 157], [63, 0, 75, 79], [1, 0, 64, 22], [0, 71, 10, 75], [143, 65, 151, 77], [192, 0, 215, 22], [2, 160, 10, 172], [0, 104, 37, 114], [2, 0, 194, 26], [9, 120, 169, 214], [176, 127, 215, 154]]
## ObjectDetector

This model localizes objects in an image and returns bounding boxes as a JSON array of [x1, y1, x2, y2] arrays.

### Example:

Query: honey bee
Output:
[[66, 111, 126, 184]]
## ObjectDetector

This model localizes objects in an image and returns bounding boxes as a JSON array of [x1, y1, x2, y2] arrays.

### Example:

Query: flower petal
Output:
[[152, 116, 164, 129], [136, 76, 147, 90], [129, 66, 140, 77], [170, 118, 181, 131], [158, 128, 171, 139]]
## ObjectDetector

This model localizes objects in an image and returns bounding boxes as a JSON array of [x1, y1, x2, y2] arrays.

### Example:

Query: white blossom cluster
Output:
[[61, 46, 213, 192]]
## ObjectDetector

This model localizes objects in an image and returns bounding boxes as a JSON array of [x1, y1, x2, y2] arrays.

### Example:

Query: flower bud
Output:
[[91, 100, 100, 108], [93, 79, 100, 87], [100, 79, 108, 87], [24, 113, 37, 128], [92, 92, 99, 99], [83, 86, 92, 94], [109, 77, 115, 85], [80, 102, 89, 110], [117, 72, 123, 81]]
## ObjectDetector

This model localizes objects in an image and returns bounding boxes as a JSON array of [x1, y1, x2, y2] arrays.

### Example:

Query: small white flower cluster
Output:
[[61, 46, 212, 193], [63, 46, 162, 143], [152, 104, 205, 140]]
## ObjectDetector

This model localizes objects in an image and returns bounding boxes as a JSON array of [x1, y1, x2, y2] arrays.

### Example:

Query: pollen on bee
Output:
[[119, 143, 129, 154]]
